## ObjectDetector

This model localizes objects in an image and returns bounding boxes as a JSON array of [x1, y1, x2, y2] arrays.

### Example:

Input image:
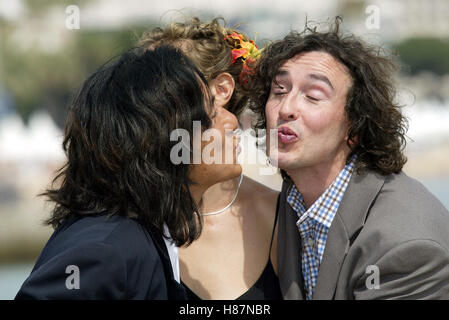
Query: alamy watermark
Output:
[[65, 5, 80, 30], [365, 5, 381, 30], [365, 264, 380, 290], [65, 265, 80, 290], [169, 122, 279, 176]]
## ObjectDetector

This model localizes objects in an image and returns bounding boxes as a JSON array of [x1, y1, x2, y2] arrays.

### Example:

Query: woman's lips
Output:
[[277, 126, 299, 144]]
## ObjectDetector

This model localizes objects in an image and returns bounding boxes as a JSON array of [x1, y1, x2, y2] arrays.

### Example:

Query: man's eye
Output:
[[272, 84, 286, 95], [306, 95, 320, 102]]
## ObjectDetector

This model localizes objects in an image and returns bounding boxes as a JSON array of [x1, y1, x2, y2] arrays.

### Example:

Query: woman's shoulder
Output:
[[18, 213, 167, 299], [56, 214, 143, 241], [240, 175, 280, 219], [241, 175, 280, 199], [47, 213, 160, 264]]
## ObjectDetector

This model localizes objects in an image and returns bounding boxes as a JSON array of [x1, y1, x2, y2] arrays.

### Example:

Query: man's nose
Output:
[[278, 93, 300, 121]]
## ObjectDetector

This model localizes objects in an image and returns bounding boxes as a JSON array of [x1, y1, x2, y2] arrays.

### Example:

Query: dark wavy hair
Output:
[[43, 46, 212, 246], [251, 17, 408, 177]]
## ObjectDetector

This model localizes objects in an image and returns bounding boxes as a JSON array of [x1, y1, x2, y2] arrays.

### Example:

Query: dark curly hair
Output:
[[138, 17, 256, 117], [250, 17, 408, 177], [43, 46, 212, 247]]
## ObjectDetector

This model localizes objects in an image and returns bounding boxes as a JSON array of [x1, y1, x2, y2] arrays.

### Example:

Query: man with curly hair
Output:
[[251, 18, 449, 300]]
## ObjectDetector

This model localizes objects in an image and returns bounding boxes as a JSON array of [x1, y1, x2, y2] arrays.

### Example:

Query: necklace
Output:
[[200, 174, 244, 216]]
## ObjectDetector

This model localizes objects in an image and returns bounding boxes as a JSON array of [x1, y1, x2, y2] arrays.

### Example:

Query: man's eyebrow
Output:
[[308, 73, 334, 91], [272, 69, 289, 86]]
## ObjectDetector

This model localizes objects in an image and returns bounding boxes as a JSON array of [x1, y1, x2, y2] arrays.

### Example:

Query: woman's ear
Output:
[[209, 73, 235, 108]]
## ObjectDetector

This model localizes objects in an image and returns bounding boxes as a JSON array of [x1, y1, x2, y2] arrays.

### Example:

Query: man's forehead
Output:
[[276, 51, 351, 84]]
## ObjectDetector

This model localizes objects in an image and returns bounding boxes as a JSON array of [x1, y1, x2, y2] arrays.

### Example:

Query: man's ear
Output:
[[209, 73, 235, 108]]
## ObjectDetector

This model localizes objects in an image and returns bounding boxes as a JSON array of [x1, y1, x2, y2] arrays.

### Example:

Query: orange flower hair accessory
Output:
[[224, 32, 263, 83]]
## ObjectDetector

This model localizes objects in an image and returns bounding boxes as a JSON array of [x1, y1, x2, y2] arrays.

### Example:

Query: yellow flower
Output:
[[225, 33, 262, 64]]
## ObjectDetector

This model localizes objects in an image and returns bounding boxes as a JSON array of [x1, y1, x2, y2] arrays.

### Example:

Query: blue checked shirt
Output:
[[287, 157, 356, 300]]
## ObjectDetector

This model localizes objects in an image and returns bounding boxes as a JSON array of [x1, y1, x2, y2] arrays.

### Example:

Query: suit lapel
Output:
[[145, 224, 187, 300], [278, 180, 305, 300], [312, 213, 349, 300], [313, 170, 386, 300]]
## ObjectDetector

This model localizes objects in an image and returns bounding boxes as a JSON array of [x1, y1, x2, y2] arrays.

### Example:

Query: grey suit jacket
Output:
[[278, 170, 449, 300]]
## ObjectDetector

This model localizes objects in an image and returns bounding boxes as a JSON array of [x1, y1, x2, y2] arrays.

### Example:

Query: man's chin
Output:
[[275, 158, 299, 172]]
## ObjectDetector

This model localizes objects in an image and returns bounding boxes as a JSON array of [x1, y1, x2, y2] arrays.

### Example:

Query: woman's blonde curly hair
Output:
[[138, 17, 255, 116]]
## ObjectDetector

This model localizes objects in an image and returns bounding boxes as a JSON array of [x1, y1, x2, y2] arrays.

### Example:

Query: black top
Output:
[[15, 213, 186, 300], [182, 195, 282, 300]]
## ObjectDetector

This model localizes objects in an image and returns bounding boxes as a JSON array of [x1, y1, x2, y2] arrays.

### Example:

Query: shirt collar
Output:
[[287, 156, 356, 228]]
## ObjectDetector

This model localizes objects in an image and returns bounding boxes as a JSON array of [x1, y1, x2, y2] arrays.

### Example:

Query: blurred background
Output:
[[1, 0, 449, 299]]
